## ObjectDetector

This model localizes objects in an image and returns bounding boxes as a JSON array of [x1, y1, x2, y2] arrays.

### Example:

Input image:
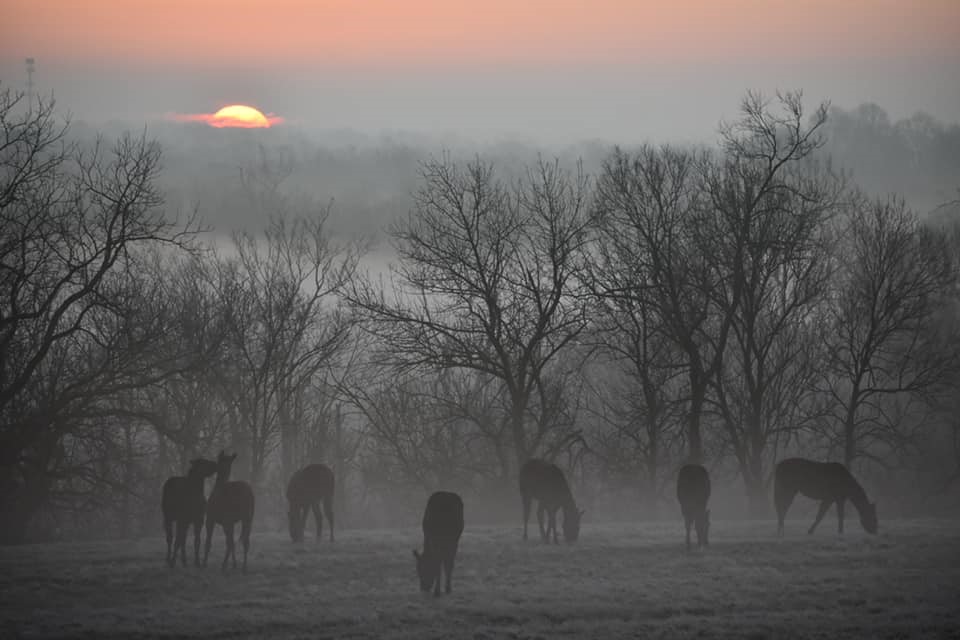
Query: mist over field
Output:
[[4, 1, 960, 638]]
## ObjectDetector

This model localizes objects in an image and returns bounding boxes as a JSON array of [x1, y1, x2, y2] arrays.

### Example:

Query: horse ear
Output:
[[412, 549, 420, 560]]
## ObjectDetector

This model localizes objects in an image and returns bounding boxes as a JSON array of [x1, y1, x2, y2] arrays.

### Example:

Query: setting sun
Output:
[[210, 105, 269, 128], [169, 104, 282, 128]]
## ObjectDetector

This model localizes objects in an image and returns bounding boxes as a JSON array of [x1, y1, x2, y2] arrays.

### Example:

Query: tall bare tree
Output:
[[0, 88, 201, 542], [350, 156, 594, 471], [820, 194, 958, 466], [594, 144, 721, 463], [703, 91, 842, 511], [215, 209, 361, 486]]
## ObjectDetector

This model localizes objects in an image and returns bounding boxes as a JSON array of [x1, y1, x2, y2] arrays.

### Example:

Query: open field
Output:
[[2, 519, 959, 639]]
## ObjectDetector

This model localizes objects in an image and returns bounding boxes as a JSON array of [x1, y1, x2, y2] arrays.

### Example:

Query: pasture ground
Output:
[[1, 519, 958, 639]]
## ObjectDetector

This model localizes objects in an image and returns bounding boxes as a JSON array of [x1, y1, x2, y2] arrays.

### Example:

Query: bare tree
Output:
[[820, 194, 958, 466], [350, 155, 594, 472], [584, 239, 687, 514], [703, 91, 842, 512], [215, 208, 361, 486], [593, 144, 719, 463], [0, 88, 200, 543]]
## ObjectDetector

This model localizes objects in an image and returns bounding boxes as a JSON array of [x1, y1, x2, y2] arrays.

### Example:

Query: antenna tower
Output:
[[25, 58, 36, 99]]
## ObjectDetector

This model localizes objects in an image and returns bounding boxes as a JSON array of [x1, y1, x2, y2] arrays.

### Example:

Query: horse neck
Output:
[[559, 489, 577, 514], [186, 470, 207, 492], [845, 477, 870, 512], [212, 470, 232, 492]]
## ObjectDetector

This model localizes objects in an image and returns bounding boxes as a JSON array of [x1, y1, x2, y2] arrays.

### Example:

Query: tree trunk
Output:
[[510, 395, 529, 470], [745, 473, 768, 518], [687, 383, 706, 464]]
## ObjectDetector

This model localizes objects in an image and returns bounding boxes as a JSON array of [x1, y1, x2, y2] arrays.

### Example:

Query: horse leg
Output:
[[311, 502, 323, 542], [177, 520, 188, 567], [240, 517, 251, 575], [808, 500, 832, 535], [775, 487, 794, 537], [193, 518, 204, 566], [203, 518, 215, 568], [536, 504, 547, 542], [323, 496, 335, 542], [684, 514, 692, 551], [836, 499, 845, 535], [164, 517, 174, 567], [296, 505, 307, 542], [444, 546, 457, 594], [521, 492, 532, 541], [549, 508, 559, 545], [222, 522, 235, 572]]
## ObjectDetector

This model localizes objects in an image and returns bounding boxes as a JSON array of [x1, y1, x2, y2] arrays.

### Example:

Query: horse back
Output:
[[162, 476, 205, 520], [776, 458, 859, 501], [519, 459, 573, 508], [286, 463, 335, 507], [676, 464, 711, 512], [209, 480, 255, 524], [422, 491, 464, 552]]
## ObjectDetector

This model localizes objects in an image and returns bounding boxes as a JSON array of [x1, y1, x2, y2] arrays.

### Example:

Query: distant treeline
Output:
[[106, 100, 960, 238], [2, 85, 959, 545]]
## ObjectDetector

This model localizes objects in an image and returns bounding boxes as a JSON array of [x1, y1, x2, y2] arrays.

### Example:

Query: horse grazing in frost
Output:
[[676, 463, 711, 551], [413, 491, 464, 596], [774, 457, 878, 536], [162, 458, 219, 567], [203, 451, 255, 573], [519, 458, 584, 544], [286, 463, 335, 543]]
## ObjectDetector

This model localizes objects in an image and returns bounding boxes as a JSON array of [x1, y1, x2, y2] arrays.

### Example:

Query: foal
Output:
[[161, 458, 218, 567], [203, 451, 255, 573]]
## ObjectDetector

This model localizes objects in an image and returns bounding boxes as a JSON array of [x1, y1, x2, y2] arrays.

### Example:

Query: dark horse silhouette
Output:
[[676, 463, 711, 550], [161, 458, 218, 567], [413, 491, 464, 596], [286, 463, 335, 543], [519, 458, 584, 544], [203, 451, 255, 573], [774, 457, 878, 536]]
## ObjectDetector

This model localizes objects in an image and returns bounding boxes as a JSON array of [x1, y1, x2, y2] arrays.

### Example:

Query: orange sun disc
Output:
[[210, 105, 272, 128]]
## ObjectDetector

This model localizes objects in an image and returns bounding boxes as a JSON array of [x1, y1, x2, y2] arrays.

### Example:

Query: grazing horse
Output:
[[519, 458, 584, 544], [774, 457, 878, 536], [413, 491, 464, 596], [203, 451, 255, 573], [676, 463, 711, 551], [161, 458, 218, 567], [286, 463, 335, 543]]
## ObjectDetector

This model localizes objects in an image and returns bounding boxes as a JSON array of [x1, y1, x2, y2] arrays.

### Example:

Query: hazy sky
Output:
[[3, 0, 959, 142]]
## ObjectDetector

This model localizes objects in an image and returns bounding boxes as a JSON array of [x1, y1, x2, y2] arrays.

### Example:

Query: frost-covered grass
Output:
[[2, 519, 958, 639]]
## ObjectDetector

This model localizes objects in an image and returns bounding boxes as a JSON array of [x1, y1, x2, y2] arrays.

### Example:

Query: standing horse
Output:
[[774, 457, 878, 536], [519, 458, 584, 544], [676, 464, 711, 551], [286, 463, 335, 543], [413, 491, 464, 596], [162, 458, 218, 567], [203, 451, 255, 573]]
